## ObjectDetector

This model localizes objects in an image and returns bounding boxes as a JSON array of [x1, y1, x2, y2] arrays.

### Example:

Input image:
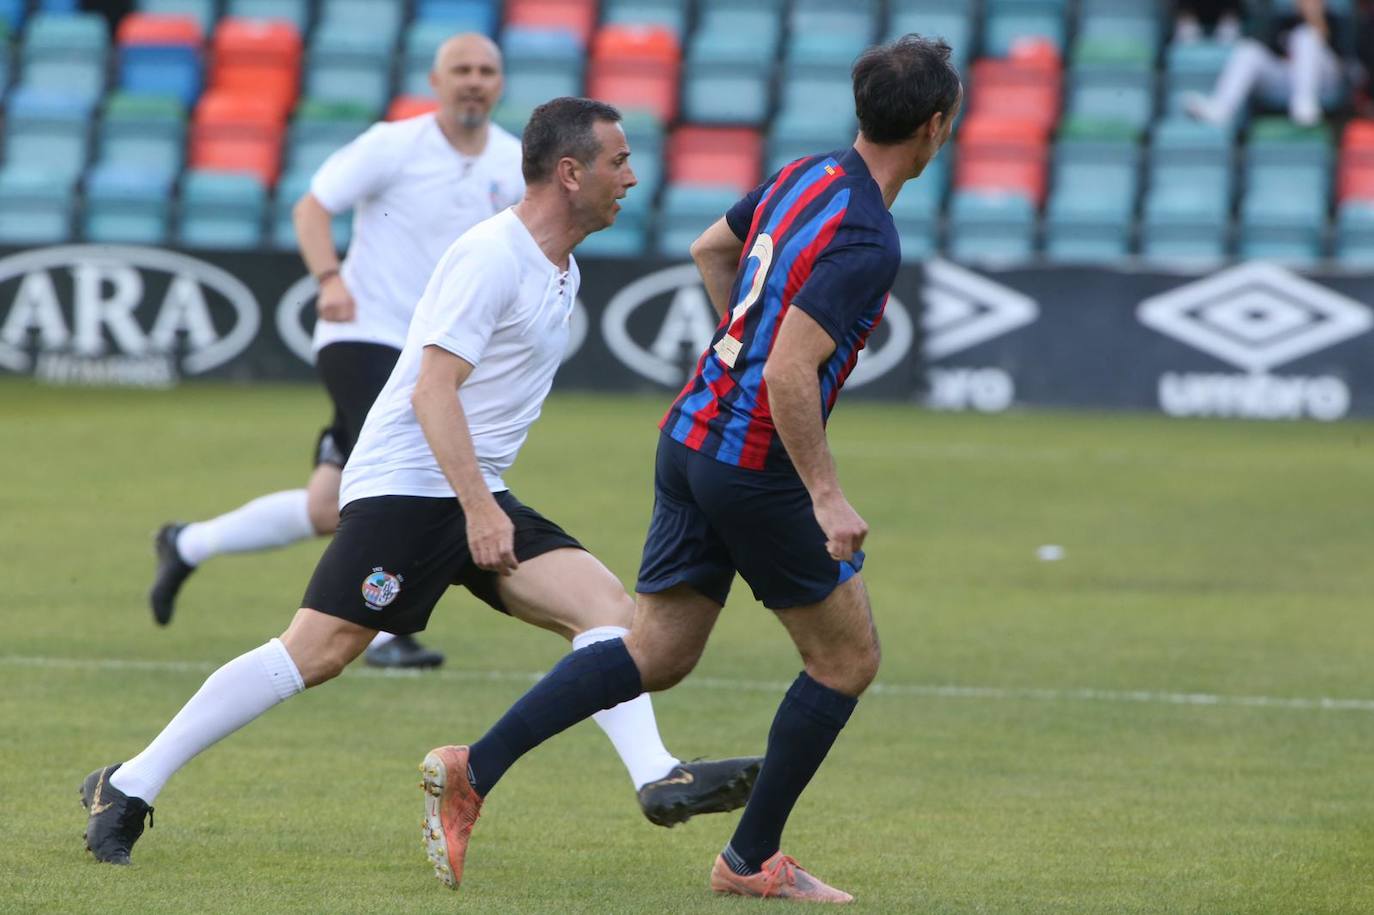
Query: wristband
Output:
[[315, 267, 341, 284]]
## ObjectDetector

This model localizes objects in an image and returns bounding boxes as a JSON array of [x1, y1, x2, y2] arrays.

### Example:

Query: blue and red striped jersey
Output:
[[660, 147, 902, 471]]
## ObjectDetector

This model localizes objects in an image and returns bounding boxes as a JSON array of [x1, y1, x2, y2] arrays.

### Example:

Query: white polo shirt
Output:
[[340, 208, 579, 505], [309, 113, 525, 354]]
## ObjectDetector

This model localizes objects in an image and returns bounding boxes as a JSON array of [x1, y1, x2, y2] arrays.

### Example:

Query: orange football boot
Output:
[[710, 851, 855, 903], [420, 745, 484, 890]]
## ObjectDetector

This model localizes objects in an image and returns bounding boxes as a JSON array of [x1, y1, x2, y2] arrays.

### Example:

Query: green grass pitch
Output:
[[3, 380, 1374, 914]]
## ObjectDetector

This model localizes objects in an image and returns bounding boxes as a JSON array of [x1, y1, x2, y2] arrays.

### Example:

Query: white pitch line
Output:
[[5, 654, 1374, 714]]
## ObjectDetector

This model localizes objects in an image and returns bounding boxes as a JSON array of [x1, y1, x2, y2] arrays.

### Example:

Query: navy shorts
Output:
[[636, 433, 864, 610], [301, 492, 584, 634], [313, 341, 401, 467]]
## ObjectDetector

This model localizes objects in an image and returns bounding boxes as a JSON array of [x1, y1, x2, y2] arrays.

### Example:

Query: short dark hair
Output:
[[521, 97, 623, 184], [852, 35, 962, 145]]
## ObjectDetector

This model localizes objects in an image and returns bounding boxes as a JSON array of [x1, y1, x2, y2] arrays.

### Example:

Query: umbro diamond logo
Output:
[[1138, 262, 1373, 373], [921, 258, 1039, 360]]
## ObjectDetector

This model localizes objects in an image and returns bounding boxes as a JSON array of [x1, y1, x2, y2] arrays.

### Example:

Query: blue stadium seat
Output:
[[0, 165, 74, 242], [83, 163, 174, 244], [0, 0, 25, 33], [1045, 185, 1134, 263], [687, 27, 777, 75], [135, 0, 216, 32], [985, 7, 1067, 57], [119, 44, 202, 107], [783, 32, 868, 80], [305, 66, 390, 117], [20, 58, 105, 102], [1150, 118, 1232, 171], [226, 0, 309, 30], [5, 87, 94, 181], [947, 191, 1038, 262], [890, 159, 946, 261], [682, 72, 770, 126], [1335, 201, 1374, 265], [415, 0, 499, 36], [1067, 82, 1154, 134], [23, 12, 107, 62], [656, 185, 739, 257], [177, 171, 267, 250], [602, 0, 688, 36], [402, 21, 458, 93], [317, 0, 403, 43], [503, 26, 584, 68], [271, 169, 352, 250], [888, 9, 972, 66], [1141, 176, 1231, 265], [310, 22, 393, 70], [503, 67, 583, 112]]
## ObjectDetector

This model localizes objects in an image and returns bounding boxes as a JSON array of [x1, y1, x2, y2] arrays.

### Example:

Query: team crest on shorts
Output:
[[361, 568, 402, 610]]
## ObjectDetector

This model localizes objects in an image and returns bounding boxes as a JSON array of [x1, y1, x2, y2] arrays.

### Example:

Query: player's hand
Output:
[[467, 501, 518, 575], [813, 491, 868, 562], [316, 275, 357, 323]]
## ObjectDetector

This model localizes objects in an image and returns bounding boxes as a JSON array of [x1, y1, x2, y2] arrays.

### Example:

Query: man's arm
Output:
[[762, 308, 868, 562], [690, 217, 745, 319], [411, 345, 517, 574], [293, 192, 356, 323]]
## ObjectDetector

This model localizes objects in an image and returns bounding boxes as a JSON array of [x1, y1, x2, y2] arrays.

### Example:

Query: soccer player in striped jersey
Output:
[[422, 35, 962, 903]]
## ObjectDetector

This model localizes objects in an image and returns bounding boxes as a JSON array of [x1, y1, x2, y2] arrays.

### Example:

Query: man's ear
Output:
[[556, 156, 580, 192]]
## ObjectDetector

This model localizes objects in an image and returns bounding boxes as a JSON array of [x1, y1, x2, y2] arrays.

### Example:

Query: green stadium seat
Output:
[[318, 0, 403, 43], [304, 66, 390, 117]]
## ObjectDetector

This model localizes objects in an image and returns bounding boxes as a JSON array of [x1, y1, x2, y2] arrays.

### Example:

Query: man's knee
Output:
[[803, 636, 881, 698], [624, 633, 700, 692]]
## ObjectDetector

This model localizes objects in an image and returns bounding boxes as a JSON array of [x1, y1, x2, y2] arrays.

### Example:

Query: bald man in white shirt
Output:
[[85, 97, 761, 870], [150, 35, 520, 669]]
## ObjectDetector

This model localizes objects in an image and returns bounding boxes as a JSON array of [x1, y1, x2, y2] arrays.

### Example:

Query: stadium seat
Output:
[[116, 13, 203, 106], [0, 164, 74, 242], [177, 169, 267, 249], [891, 158, 947, 261], [782, 32, 868, 81], [416, 0, 500, 35], [22, 12, 108, 64], [136, 0, 215, 32], [191, 90, 287, 185], [318, 0, 403, 43], [1066, 81, 1154, 135], [270, 168, 352, 250], [985, 5, 1068, 57], [83, 163, 174, 244], [210, 18, 303, 119], [656, 184, 739, 256], [682, 71, 770, 126], [1335, 200, 1374, 264], [667, 126, 762, 194], [4, 87, 93, 182], [305, 66, 390, 118], [602, 0, 688, 37], [587, 25, 681, 121], [98, 93, 187, 177], [225, 0, 310, 31], [947, 190, 1038, 262], [386, 95, 438, 121], [506, 0, 597, 45], [503, 67, 582, 113], [0, 0, 24, 33], [955, 118, 1050, 204]]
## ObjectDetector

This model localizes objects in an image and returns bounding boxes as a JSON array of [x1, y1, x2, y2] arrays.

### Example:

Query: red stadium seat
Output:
[[116, 13, 201, 46], [506, 0, 598, 45], [591, 25, 679, 67], [954, 158, 1047, 204], [667, 126, 762, 193], [191, 90, 285, 185], [588, 71, 679, 121], [587, 25, 681, 121], [1338, 164, 1374, 202], [387, 95, 439, 121], [210, 19, 301, 118], [1342, 119, 1374, 151]]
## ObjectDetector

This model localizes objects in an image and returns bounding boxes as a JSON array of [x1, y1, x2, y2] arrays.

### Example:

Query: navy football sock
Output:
[[467, 638, 643, 796], [727, 672, 858, 870]]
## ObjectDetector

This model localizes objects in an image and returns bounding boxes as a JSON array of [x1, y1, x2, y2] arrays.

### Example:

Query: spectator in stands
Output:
[[1185, 0, 1347, 126], [1174, 0, 1243, 43]]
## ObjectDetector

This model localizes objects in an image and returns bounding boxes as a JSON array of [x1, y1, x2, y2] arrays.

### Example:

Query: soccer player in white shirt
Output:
[[148, 34, 523, 669], [82, 98, 762, 869]]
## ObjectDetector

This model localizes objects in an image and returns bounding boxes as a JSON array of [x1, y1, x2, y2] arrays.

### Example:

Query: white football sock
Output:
[[573, 626, 680, 788], [110, 639, 305, 804], [176, 489, 315, 567], [370, 632, 396, 649]]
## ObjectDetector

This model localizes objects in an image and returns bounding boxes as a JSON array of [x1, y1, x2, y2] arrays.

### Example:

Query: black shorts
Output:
[[301, 492, 585, 634], [313, 341, 402, 467], [636, 432, 864, 610]]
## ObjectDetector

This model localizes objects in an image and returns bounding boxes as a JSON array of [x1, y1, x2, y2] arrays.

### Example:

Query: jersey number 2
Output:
[[714, 233, 774, 368]]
